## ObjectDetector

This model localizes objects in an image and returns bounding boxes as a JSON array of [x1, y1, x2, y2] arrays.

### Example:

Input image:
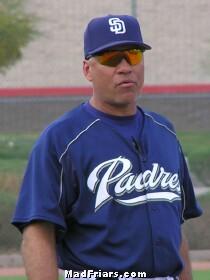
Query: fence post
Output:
[[131, 0, 137, 17]]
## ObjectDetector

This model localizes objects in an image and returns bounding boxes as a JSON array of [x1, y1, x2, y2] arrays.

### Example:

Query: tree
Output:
[[0, 0, 36, 73]]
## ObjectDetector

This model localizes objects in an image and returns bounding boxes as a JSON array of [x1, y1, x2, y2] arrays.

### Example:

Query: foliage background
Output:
[[0, 0, 36, 72]]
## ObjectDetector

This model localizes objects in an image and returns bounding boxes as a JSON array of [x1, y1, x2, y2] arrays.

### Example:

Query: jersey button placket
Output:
[[151, 205, 159, 211], [155, 237, 162, 246], [146, 202, 163, 273]]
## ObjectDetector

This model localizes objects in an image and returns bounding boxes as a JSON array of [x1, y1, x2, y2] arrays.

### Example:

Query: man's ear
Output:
[[83, 60, 93, 82]]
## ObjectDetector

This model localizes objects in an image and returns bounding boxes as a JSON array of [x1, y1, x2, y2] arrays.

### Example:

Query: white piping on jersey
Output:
[[178, 145, 186, 220], [59, 167, 64, 203], [144, 113, 176, 137], [59, 119, 100, 163], [180, 184, 186, 222], [58, 118, 100, 203]]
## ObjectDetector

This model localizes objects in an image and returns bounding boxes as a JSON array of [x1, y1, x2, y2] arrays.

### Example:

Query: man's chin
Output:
[[107, 98, 137, 109], [117, 92, 138, 105]]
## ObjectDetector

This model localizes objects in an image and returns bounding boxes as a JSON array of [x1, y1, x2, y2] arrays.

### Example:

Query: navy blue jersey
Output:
[[12, 104, 202, 277]]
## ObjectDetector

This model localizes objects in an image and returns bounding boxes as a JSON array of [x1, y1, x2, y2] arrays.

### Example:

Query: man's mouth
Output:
[[117, 80, 136, 87]]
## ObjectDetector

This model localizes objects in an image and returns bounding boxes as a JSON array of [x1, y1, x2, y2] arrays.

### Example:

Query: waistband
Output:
[[64, 277, 179, 280], [96, 277, 178, 280]]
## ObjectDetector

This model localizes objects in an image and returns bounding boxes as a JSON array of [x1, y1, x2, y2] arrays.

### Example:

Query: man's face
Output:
[[83, 47, 144, 115]]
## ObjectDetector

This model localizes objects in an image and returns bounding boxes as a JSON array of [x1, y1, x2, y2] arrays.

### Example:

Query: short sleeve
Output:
[[179, 144, 203, 222], [12, 132, 67, 232]]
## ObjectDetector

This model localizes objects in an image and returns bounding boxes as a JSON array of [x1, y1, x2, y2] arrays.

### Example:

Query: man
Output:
[[12, 15, 202, 280]]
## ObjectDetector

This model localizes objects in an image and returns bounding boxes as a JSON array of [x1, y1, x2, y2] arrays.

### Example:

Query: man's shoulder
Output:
[[34, 103, 99, 156], [45, 103, 97, 133], [141, 108, 176, 135]]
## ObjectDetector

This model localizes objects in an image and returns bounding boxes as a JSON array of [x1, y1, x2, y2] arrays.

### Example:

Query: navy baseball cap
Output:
[[84, 14, 151, 58]]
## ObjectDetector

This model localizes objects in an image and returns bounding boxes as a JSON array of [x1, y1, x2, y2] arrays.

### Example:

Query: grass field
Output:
[[178, 131, 210, 186], [0, 270, 210, 279]]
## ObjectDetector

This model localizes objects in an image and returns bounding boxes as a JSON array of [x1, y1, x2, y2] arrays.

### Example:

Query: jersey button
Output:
[[151, 206, 158, 211], [155, 238, 162, 246]]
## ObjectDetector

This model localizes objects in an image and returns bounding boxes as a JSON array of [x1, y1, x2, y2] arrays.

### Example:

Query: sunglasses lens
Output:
[[128, 49, 143, 65], [96, 51, 120, 66], [95, 49, 143, 67]]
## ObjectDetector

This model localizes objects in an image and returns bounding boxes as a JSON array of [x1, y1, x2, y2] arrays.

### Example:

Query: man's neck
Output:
[[89, 97, 137, 117]]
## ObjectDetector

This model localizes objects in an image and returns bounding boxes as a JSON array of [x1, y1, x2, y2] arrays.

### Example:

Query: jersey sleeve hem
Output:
[[11, 214, 67, 233], [181, 206, 203, 223]]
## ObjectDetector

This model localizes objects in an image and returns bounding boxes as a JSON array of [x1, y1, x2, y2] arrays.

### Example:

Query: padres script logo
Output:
[[87, 157, 181, 211], [109, 18, 126, 34]]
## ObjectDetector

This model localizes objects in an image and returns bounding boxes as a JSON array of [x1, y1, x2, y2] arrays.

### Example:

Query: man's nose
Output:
[[116, 58, 132, 74]]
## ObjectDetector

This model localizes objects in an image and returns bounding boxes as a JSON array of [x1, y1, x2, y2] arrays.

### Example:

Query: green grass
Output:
[[0, 271, 209, 280], [193, 270, 210, 279], [0, 134, 36, 193], [183, 191, 210, 249], [178, 131, 210, 186], [0, 276, 26, 280], [0, 134, 37, 250], [0, 277, 26, 280], [0, 134, 36, 173], [0, 191, 22, 250]]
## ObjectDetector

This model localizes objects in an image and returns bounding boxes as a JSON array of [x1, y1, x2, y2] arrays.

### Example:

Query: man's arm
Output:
[[179, 231, 193, 280], [21, 221, 59, 280]]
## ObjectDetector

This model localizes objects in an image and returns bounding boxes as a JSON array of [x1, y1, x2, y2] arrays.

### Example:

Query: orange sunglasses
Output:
[[90, 49, 143, 67]]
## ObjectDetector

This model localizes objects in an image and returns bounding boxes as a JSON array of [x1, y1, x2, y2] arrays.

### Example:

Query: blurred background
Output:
[[0, 0, 210, 277]]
